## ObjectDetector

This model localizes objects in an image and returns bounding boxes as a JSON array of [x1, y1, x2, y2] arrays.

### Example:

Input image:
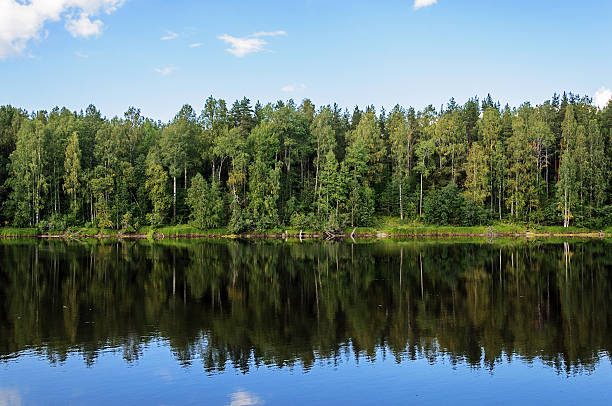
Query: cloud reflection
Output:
[[227, 390, 264, 406], [0, 388, 22, 406]]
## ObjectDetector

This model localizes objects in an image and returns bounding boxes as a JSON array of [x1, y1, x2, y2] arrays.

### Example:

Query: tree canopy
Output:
[[0, 92, 610, 231]]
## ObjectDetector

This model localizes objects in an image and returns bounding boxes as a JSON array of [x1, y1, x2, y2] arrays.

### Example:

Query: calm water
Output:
[[1, 239, 611, 405]]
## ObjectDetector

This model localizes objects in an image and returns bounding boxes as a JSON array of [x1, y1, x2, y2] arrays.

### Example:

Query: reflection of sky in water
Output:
[[1, 240, 612, 404], [0, 388, 22, 406], [228, 390, 264, 406], [2, 340, 612, 405]]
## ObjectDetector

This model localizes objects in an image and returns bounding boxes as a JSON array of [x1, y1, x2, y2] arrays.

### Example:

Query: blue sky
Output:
[[1, 0, 611, 121]]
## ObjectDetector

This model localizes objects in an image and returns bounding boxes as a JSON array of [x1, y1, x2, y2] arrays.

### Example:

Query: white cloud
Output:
[[281, 83, 306, 92], [161, 31, 178, 41], [414, 0, 437, 9], [65, 13, 103, 38], [74, 50, 88, 58], [0, 0, 125, 59], [154, 65, 176, 75], [252, 30, 286, 37], [218, 35, 266, 57], [218, 30, 286, 57], [189, 42, 202, 48], [227, 391, 264, 406], [594, 87, 612, 110]]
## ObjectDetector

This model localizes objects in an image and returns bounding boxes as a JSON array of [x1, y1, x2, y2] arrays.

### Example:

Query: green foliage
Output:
[[247, 159, 280, 230], [424, 183, 464, 225], [461, 198, 490, 226], [186, 173, 224, 229], [507, 104, 538, 220], [63, 131, 81, 217], [463, 142, 489, 205], [0, 92, 610, 232], [145, 151, 170, 226], [228, 197, 251, 233]]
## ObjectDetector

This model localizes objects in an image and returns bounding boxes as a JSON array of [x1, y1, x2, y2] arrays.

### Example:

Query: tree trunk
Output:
[[545, 147, 549, 197], [172, 252, 176, 296], [419, 172, 423, 216], [399, 181, 403, 220], [474, 164, 477, 201], [419, 253, 424, 299], [498, 181, 502, 220], [173, 176, 177, 222], [314, 147, 320, 206], [490, 151, 493, 212], [301, 157, 304, 188], [563, 187, 568, 228]]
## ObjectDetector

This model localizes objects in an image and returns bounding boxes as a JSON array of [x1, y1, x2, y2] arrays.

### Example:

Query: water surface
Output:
[[1, 239, 611, 405]]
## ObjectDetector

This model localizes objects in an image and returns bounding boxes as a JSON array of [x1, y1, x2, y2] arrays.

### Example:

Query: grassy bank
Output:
[[0, 227, 39, 237], [349, 217, 612, 237], [0, 218, 610, 239]]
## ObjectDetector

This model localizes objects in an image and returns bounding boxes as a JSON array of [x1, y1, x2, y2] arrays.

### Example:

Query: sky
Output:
[[1, 0, 611, 122]]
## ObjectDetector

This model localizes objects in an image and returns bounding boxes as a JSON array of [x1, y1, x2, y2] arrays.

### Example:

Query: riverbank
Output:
[[1, 222, 611, 239]]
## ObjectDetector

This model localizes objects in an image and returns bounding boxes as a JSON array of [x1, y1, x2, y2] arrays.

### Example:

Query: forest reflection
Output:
[[0, 239, 611, 375]]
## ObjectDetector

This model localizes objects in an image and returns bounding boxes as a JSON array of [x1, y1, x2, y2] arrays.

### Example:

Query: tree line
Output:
[[0, 92, 611, 232]]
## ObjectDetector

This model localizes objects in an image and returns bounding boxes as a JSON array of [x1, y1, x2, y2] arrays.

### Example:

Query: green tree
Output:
[[160, 105, 201, 223], [424, 182, 464, 225], [558, 106, 578, 227], [247, 159, 281, 230], [186, 173, 223, 229], [414, 106, 437, 216], [63, 131, 81, 217], [7, 119, 47, 225], [247, 121, 281, 229], [346, 112, 385, 185], [145, 150, 171, 226], [507, 105, 537, 220], [318, 148, 342, 227], [478, 107, 501, 211], [311, 107, 336, 209], [585, 119, 607, 211], [341, 132, 374, 227], [388, 105, 412, 219], [435, 109, 465, 182], [463, 142, 489, 205]]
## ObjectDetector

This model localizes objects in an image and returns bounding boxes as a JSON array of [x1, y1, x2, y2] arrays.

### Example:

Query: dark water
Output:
[[1, 239, 611, 405]]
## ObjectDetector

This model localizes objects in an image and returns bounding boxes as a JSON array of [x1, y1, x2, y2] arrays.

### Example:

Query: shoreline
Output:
[[1, 229, 610, 240]]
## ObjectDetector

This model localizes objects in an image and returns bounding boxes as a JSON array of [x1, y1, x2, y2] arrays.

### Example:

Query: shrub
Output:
[[424, 183, 464, 225]]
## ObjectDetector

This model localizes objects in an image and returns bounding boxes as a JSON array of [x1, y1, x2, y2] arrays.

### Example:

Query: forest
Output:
[[0, 92, 611, 232]]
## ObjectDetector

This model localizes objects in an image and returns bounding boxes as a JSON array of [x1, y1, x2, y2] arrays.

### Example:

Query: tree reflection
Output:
[[0, 238, 611, 375]]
